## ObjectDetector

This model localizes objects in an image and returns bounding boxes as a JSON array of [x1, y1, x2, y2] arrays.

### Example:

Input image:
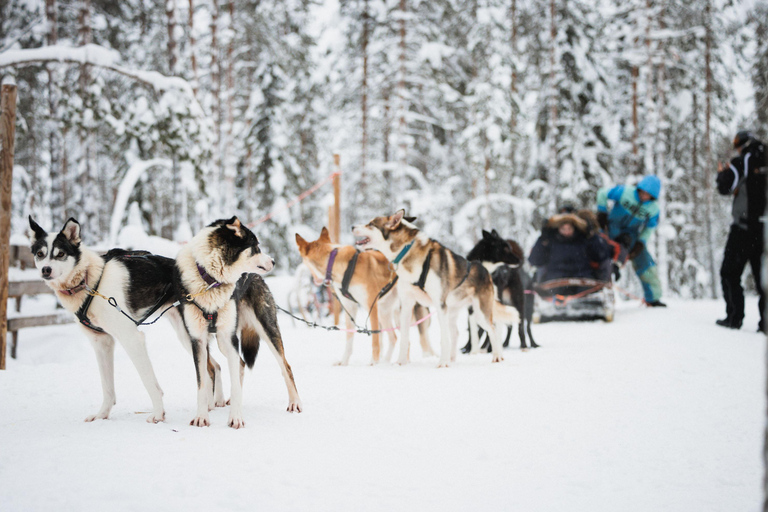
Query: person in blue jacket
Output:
[[529, 212, 611, 284], [596, 175, 666, 307]]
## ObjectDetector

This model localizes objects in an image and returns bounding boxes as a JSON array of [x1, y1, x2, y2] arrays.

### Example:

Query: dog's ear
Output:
[[28, 216, 47, 241], [386, 210, 405, 230], [491, 229, 500, 238], [295, 233, 308, 252], [61, 218, 81, 245], [404, 216, 417, 224], [482, 229, 492, 239], [226, 217, 245, 238], [319, 227, 331, 242]]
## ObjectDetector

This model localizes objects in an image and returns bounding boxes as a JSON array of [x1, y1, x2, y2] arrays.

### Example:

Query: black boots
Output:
[[716, 318, 742, 329], [646, 300, 667, 307]]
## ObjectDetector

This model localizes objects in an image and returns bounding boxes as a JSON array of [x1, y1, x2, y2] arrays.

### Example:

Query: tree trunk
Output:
[[691, 92, 700, 297], [361, 0, 370, 199], [78, 0, 93, 235], [210, 0, 221, 213], [223, 0, 235, 214], [396, 0, 407, 201], [166, 0, 178, 74], [188, 0, 199, 98], [509, 0, 518, 184], [704, 0, 717, 299], [46, 0, 61, 220], [548, 0, 558, 211]]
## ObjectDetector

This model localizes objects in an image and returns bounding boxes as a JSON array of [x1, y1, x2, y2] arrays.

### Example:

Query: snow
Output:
[[0, 283, 764, 512], [109, 158, 173, 245]]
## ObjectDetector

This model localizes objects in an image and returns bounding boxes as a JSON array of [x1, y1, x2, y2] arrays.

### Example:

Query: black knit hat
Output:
[[733, 131, 755, 149]]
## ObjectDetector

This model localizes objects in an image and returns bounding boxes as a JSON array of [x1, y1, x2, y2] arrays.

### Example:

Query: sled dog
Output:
[[465, 229, 536, 351], [174, 217, 301, 428], [295, 227, 434, 365], [28, 216, 181, 423], [352, 210, 519, 367]]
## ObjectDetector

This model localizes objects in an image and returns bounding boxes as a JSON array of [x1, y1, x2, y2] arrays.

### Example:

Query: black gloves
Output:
[[629, 241, 644, 259], [612, 263, 621, 281], [597, 212, 608, 230]]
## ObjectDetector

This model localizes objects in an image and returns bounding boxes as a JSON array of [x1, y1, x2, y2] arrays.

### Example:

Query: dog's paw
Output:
[[491, 355, 504, 363], [333, 360, 348, 366], [436, 360, 451, 368], [228, 416, 245, 429], [146, 411, 165, 424], [84, 412, 109, 422], [287, 401, 303, 413], [190, 415, 210, 427], [215, 398, 227, 408]]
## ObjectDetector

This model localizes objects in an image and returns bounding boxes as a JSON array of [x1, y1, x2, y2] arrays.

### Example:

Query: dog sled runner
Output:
[[532, 278, 615, 323]]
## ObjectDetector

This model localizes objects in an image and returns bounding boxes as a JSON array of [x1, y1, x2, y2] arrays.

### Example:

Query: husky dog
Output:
[[28, 216, 180, 423], [352, 210, 519, 367], [174, 217, 301, 428], [295, 227, 434, 365], [465, 229, 537, 351]]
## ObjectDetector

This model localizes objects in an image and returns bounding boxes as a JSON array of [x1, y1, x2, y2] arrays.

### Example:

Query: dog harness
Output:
[[59, 280, 87, 296], [75, 251, 177, 333], [185, 263, 225, 333], [325, 248, 362, 304]]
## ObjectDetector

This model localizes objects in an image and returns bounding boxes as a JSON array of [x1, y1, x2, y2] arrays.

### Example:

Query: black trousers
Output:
[[720, 224, 765, 327]]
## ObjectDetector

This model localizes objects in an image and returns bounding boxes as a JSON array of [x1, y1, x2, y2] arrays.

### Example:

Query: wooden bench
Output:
[[7, 245, 75, 359]]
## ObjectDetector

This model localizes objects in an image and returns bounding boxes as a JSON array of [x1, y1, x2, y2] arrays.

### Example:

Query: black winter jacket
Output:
[[716, 139, 767, 230]]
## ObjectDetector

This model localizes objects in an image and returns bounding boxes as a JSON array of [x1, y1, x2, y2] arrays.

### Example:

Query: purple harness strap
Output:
[[196, 263, 221, 289], [324, 249, 338, 285]]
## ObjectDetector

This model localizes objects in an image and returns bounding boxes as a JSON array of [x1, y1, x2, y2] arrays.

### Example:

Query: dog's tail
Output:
[[240, 325, 261, 369], [493, 301, 520, 326]]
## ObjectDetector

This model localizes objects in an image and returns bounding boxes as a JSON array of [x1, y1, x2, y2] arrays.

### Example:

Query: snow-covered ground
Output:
[[0, 281, 765, 512]]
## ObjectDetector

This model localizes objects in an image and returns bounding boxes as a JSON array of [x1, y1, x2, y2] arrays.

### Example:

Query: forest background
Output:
[[1, 0, 767, 298]]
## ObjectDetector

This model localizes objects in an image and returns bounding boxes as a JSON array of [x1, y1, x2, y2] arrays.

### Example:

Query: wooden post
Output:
[[329, 154, 342, 325], [1, 80, 18, 370], [331, 153, 341, 243]]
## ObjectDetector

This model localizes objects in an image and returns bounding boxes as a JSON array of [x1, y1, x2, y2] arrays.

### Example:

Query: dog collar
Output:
[[324, 249, 338, 286], [59, 279, 87, 296], [392, 241, 414, 266], [196, 263, 221, 289]]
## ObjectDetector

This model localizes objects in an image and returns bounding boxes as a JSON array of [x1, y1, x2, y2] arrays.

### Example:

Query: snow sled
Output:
[[532, 278, 615, 323]]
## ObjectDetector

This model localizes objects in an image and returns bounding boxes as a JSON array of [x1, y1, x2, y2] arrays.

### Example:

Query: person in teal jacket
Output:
[[596, 175, 666, 307]]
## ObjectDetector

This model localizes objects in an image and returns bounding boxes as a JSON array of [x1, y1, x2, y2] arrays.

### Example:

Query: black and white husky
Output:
[[173, 217, 302, 428], [28, 216, 181, 423]]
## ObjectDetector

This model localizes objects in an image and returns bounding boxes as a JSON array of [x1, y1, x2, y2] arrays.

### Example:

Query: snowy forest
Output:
[[1, 0, 766, 298]]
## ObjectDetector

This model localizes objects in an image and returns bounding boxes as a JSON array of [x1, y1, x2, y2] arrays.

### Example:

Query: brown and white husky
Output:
[[295, 227, 433, 365], [352, 210, 519, 367]]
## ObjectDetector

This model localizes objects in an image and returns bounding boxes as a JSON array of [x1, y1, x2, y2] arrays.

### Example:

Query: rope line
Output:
[[275, 303, 433, 335]]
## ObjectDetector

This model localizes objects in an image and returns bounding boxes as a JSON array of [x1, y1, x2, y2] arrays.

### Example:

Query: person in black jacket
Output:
[[716, 130, 767, 331]]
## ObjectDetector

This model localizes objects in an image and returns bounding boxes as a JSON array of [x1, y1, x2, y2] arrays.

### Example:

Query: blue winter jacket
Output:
[[529, 230, 610, 282], [596, 185, 660, 244]]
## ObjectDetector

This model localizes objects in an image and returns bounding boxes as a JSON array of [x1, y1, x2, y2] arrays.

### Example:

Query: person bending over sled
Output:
[[529, 211, 612, 291], [596, 175, 666, 307]]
